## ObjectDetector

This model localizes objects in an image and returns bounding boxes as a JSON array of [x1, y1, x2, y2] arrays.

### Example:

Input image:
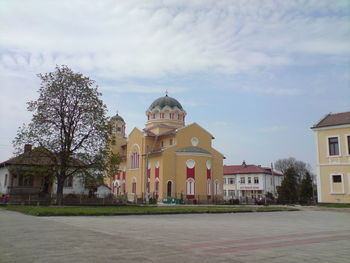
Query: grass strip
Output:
[[317, 203, 350, 208], [2, 205, 298, 216]]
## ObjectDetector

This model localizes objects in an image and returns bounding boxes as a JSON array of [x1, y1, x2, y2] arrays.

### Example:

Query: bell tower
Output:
[[110, 113, 127, 155]]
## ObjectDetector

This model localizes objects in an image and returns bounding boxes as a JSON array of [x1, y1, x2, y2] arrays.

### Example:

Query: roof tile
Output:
[[312, 111, 350, 128]]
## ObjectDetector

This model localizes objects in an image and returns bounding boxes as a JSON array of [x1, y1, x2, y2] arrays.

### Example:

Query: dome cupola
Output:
[[111, 113, 124, 122], [111, 112, 126, 137], [146, 93, 186, 128], [148, 95, 183, 111]]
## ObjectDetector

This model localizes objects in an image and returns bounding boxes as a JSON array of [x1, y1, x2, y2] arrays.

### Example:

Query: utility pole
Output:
[[144, 155, 149, 203], [264, 174, 267, 205], [271, 162, 275, 197]]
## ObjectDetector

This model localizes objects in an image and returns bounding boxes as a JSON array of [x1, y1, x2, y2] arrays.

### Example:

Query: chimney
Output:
[[242, 160, 247, 168], [24, 144, 32, 153]]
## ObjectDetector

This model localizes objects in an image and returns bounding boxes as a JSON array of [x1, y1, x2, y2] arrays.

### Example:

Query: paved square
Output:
[[0, 209, 349, 262]]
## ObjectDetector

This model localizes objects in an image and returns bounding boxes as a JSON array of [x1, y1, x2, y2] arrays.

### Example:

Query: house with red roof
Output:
[[311, 111, 350, 203], [223, 161, 283, 202]]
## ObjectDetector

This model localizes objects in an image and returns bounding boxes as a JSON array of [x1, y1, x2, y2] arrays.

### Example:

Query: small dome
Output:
[[148, 95, 183, 111], [111, 113, 124, 122]]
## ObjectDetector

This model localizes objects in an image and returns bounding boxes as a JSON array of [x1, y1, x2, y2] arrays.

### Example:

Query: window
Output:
[[186, 179, 195, 196], [328, 137, 339, 156], [18, 175, 33, 186], [332, 175, 342, 183], [155, 181, 159, 199], [214, 181, 220, 195], [248, 177, 251, 184], [131, 152, 139, 169], [228, 190, 235, 197], [240, 177, 245, 184], [132, 182, 136, 194], [64, 176, 73, 187], [155, 181, 159, 193], [160, 141, 164, 148], [167, 181, 172, 197], [227, 178, 235, 184], [254, 177, 259, 184], [347, 135, 350, 155], [4, 174, 8, 186], [207, 181, 211, 196], [169, 139, 173, 145]]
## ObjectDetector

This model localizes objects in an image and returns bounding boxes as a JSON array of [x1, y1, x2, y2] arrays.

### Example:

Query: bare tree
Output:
[[274, 157, 312, 182], [13, 65, 113, 204]]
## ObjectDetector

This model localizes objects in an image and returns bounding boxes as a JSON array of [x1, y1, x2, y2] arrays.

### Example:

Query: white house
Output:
[[0, 144, 88, 197], [223, 161, 283, 201]]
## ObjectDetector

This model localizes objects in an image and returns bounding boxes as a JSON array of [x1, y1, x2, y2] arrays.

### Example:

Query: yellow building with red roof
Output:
[[311, 111, 350, 204]]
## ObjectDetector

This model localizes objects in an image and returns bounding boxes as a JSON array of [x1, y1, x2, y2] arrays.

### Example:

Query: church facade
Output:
[[108, 94, 224, 202]]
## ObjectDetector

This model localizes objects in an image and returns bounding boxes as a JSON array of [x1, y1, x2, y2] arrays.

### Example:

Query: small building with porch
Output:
[[0, 144, 88, 199]]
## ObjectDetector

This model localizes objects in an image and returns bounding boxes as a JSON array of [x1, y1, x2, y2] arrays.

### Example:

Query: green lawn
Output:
[[1, 205, 298, 216], [317, 203, 350, 208]]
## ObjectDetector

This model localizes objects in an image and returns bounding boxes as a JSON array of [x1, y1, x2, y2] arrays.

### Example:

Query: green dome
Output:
[[148, 95, 183, 111], [111, 113, 124, 122]]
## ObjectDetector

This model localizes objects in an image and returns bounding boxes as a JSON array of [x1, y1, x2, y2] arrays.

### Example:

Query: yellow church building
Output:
[[108, 94, 224, 203]]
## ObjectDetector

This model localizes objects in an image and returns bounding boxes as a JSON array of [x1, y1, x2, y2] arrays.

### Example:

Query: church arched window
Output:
[[132, 177, 137, 194], [130, 148, 140, 169], [186, 178, 195, 199], [214, 180, 220, 195], [207, 180, 211, 197]]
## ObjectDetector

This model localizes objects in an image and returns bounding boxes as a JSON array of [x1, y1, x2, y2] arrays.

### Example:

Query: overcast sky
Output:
[[0, 0, 349, 171]]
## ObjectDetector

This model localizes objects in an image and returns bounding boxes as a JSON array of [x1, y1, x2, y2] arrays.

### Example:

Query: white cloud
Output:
[[0, 0, 348, 80], [100, 84, 186, 94]]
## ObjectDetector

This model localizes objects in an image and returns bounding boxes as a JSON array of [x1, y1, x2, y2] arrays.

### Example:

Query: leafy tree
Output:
[[299, 172, 314, 204], [265, 192, 275, 200], [84, 151, 121, 196], [277, 167, 299, 204], [275, 157, 311, 182], [104, 151, 122, 181], [13, 65, 114, 204]]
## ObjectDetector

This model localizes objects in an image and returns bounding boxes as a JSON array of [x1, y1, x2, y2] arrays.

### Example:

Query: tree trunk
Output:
[[56, 177, 65, 205]]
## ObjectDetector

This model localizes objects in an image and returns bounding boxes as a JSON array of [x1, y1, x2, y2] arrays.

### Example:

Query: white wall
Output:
[[0, 167, 9, 195], [52, 176, 88, 195], [96, 185, 111, 198]]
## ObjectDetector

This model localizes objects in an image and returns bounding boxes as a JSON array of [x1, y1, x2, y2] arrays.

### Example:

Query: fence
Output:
[[127, 193, 226, 205], [6, 194, 128, 206], [5, 192, 229, 206]]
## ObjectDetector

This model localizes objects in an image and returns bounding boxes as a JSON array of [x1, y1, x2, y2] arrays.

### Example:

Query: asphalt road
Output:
[[0, 208, 349, 262]]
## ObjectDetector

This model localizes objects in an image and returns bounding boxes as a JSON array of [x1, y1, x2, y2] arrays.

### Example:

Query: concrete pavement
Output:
[[0, 209, 349, 262]]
